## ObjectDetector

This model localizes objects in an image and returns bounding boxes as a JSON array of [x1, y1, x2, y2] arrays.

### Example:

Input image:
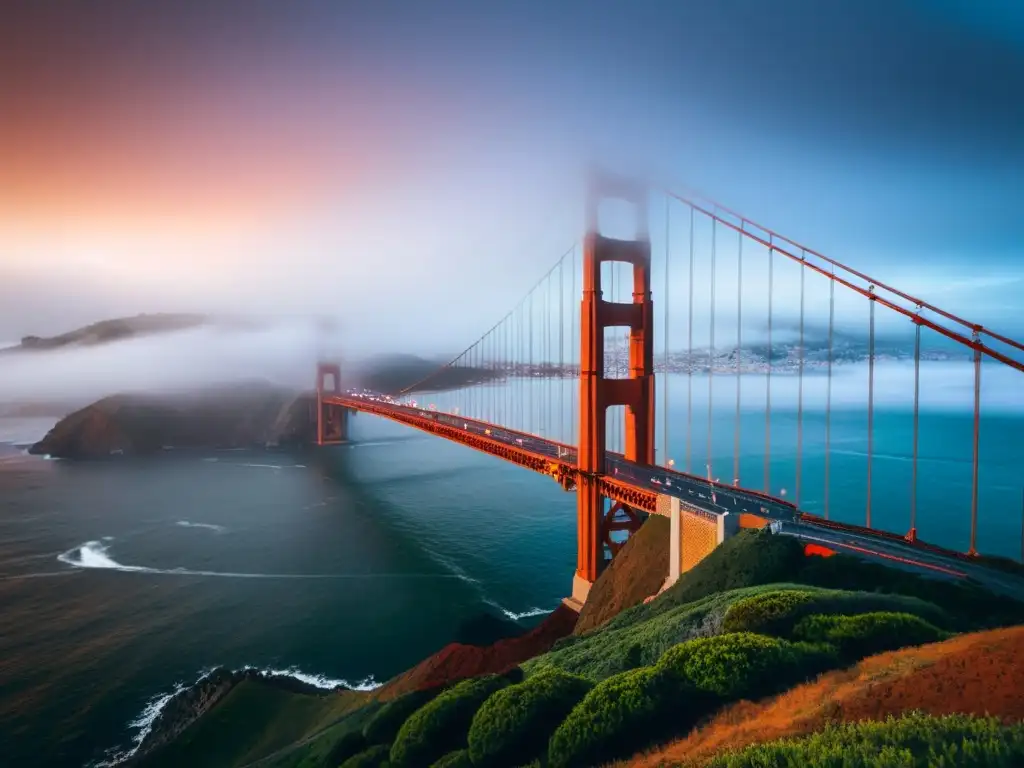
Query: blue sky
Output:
[[0, 0, 1021, 354]]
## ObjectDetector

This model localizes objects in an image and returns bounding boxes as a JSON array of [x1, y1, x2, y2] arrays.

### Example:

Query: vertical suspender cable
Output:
[[572, 243, 578, 447], [559, 254, 565, 443], [607, 262, 614, 452], [911, 314, 921, 540], [529, 291, 534, 434], [546, 274, 551, 436], [663, 197, 670, 467], [708, 218, 716, 477], [825, 271, 834, 519], [765, 239, 773, 494], [687, 206, 695, 473], [970, 328, 982, 555], [867, 287, 876, 528], [519, 303, 525, 430], [797, 254, 805, 507], [734, 232, 743, 487]]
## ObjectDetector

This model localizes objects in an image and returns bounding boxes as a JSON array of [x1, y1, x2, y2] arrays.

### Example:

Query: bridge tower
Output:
[[316, 362, 347, 445], [572, 175, 655, 606]]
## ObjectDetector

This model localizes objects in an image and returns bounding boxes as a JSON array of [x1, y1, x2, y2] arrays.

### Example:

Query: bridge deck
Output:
[[323, 394, 1024, 596]]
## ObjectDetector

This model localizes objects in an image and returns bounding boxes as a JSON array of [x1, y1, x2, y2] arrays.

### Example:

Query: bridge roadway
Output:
[[325, 393, 1024, 599]]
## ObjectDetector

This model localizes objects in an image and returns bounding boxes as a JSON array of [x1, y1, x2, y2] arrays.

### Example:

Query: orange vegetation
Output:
[[619, 625, 1024, 767]]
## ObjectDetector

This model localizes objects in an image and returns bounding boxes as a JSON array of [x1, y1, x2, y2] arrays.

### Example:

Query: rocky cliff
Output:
[[29, 381, 316, 459]]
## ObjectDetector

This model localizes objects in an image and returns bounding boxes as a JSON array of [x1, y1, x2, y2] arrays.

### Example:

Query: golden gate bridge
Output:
[[313, 173, 1024, 608]]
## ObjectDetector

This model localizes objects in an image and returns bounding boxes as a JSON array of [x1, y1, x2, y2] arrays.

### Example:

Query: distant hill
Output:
[[28, 380, 313, 459], [354, 353, 499, 394], [1, 313, 209, 354]]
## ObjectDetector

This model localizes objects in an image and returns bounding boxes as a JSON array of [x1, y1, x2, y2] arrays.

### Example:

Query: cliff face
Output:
[[28, 382, 316, 459]]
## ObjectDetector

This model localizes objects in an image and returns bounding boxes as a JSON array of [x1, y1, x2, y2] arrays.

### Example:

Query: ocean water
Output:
[[1, 365, 1021, 767]]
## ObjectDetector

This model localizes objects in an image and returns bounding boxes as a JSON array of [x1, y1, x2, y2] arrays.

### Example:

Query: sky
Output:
[[1, 0, 1022, 361]]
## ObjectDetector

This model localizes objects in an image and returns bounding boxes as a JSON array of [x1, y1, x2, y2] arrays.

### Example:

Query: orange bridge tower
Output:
[[572, 174, 655, 606], [315, 362, 347, 445]]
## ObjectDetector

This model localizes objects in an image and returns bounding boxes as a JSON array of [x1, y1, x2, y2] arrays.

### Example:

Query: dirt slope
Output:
[[574, 515, 670, 636], [619, 624, 1024, 767], [375, 604, 578, 700]]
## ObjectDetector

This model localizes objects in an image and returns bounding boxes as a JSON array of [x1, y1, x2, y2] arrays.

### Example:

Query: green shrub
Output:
[[706, 712, 1024, 767], [429, 749, 473, 768], [467, 668, 593, 767], [798, 553, 1024, 631], [324, 729, 368, 766], [339, 743, 391, 768], [657, 632, 834, 703], [363, 687, 446, 745], [604, 530, 806, 631], [723, 588, 948, 638], [524, 583, 817, 682], [793, 611, 950, 661], [722, 590, 820, 635], [389, 675, 510, 768], [546, 667, 701, 768]]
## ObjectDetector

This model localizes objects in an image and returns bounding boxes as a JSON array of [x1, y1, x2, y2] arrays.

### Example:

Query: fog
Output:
[[0, 323, 325, 407], [3, 1, 1022, 364]]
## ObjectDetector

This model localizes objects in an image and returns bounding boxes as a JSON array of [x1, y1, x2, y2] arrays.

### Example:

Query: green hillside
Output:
[[135, 528, 1024, 768]]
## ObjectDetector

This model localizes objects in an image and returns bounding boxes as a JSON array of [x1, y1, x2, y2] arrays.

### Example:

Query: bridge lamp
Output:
[[780, 488, 787, 497], [667, 459, 675, 468]]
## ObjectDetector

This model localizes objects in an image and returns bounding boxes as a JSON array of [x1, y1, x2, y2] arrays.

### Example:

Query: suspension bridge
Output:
[[313, 174, 1024, 608]]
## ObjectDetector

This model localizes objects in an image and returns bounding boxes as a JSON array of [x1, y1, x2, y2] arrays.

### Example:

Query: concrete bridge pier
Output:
[[659, 494, 740, 593]]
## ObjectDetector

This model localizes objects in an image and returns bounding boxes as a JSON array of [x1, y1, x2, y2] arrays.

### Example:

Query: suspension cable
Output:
[[825, 269, 835, 519], [765, 237, 773, 494], [867, 287, 876, 528], [734, 230, 742, 486], [910, 313, 921, 539], [708, 217, 716, 479], [663, 196, 670, 467], [687, 205, 695, 473], [797, 251, 805, 507]]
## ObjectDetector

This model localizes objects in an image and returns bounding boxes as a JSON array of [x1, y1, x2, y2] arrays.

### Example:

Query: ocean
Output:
[[1, 366, 1021, 767]]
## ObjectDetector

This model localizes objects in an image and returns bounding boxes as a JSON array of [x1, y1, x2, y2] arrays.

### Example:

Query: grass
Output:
[[140, 529, 1024, 768], [706, 712, 1024, 767], [139, 681, 371, 768], [620, 625, 1024, 767]]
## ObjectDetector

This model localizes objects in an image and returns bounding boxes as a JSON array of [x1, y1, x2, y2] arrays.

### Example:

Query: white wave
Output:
[[57, 539, 472, 580], [226, 462, 307, 470], [95, 663, 380, 766], [176, 520, 227, 533], [242, 665, 380, 691], [484, 598, 554, 622]]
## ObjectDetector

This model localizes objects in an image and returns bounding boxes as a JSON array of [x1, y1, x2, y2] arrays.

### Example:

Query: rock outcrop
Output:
[[29, 381, 316, 459], [130, 667, 344, 762]]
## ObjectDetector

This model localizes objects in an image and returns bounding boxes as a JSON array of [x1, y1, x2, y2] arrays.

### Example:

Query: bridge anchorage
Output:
[[315, 362, 348, 446]]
